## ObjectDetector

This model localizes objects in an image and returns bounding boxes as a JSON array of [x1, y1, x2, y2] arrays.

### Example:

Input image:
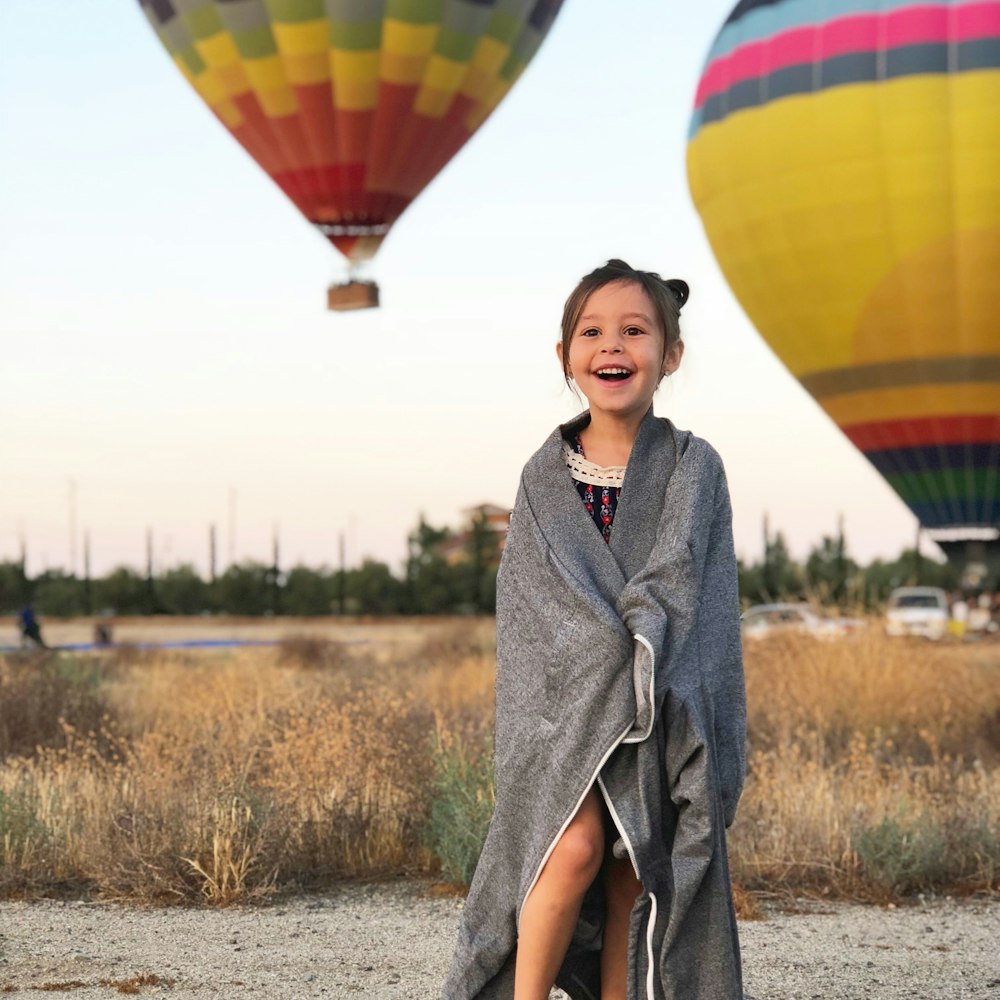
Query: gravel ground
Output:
[[1, 881, 996, 999]]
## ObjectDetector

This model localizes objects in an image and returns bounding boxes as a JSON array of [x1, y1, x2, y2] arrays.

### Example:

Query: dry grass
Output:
[[733, 632, 999, 899], [0, 619, 996, 904], [0, 625, 494, 903]]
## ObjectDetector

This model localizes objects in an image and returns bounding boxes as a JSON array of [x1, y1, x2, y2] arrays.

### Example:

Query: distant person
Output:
[[93, 621, 114, 647], [17, 605, 47, 649], [950, 592, 970, 639], [442, 261, 746, 1000]]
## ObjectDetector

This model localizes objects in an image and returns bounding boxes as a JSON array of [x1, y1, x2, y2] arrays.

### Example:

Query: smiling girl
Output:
[[443, 260, 746, 1000]]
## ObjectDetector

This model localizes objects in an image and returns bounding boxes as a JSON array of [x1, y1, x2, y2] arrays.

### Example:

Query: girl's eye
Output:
[[624, 326, 644, 336], [579, 327, 599, 337]]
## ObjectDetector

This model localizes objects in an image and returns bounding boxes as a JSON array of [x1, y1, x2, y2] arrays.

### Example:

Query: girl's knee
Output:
[[551, 816, 604, 881]]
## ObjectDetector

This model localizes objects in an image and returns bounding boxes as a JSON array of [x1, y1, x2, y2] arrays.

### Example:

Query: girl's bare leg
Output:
[[514, 788, 605, 1000], [601, 854, 643, 1000]]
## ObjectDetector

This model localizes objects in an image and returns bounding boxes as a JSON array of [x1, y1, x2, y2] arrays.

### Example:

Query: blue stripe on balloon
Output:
[[704, 0, 968, 65], [688, 37, 1000, 137], [865, 443, 1000, 477]]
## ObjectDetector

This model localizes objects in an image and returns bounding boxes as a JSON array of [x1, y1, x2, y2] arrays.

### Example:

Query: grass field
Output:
[[0, 617, 996, 905]]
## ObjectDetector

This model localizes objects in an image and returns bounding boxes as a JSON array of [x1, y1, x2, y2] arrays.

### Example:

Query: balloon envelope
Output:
[[687, 0, 1000, 534], [138, 0, 564, 264]]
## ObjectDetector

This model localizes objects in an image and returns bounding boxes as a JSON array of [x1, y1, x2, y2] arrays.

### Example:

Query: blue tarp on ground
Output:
[[0, 639, 281, 653]]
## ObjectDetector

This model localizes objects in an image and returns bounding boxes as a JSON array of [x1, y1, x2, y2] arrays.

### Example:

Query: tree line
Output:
[[0, 514, 954, 618]]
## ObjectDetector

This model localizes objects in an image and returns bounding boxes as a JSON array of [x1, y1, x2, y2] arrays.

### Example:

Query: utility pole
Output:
[[17, 524, 28, 604], [208, 523, 217, 584], [228, 487, 237, 568], [83, 530, 92, 615], [271, 522, 280, 615], [145, 527, 156, 613], [68, 477, 77, 576], [762, 511, 772, 598], [836, 512, 846, 605], [338, 531, 346, 615]]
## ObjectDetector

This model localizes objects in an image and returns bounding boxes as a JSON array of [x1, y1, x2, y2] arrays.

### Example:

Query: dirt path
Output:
[[1, 882, 996, 998]]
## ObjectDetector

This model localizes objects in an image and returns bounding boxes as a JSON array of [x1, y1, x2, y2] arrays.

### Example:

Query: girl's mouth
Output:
[[595, 367, 633, 382]]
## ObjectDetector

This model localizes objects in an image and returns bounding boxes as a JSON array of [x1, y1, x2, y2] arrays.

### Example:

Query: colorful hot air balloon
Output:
[[137, 0, 564, 307], [687, 0, 1000, 570]]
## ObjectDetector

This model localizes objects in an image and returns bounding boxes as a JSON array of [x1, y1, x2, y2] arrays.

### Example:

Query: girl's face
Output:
[[557, 280, 683, 424]]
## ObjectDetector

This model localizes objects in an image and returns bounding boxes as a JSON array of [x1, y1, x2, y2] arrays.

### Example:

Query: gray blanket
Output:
[[442, 408, 746, 1000]]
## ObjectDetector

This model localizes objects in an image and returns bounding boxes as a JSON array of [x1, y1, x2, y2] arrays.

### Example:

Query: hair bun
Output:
[[664, 278, 689, 310]]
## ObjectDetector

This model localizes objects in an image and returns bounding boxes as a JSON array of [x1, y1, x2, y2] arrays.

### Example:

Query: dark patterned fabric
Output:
[[572, 435, 621, 544]]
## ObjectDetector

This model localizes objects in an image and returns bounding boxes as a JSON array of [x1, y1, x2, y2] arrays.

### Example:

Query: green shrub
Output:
[[424, 735, 495, 886], [0, 787, 49, 868], [854, 810, 950, 893]]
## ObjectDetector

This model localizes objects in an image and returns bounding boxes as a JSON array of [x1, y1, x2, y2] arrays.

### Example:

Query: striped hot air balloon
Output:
[[687, 0, 1000, 569], [137, 0, 564, 307]]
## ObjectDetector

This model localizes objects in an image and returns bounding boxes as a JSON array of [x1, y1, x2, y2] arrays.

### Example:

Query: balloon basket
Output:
[[327, 280, 379, 312]]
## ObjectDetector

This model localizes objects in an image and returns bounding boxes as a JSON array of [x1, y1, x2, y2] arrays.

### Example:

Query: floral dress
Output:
[[567, 434, 624, 544]]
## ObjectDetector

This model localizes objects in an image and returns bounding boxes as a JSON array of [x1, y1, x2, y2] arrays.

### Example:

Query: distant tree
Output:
[[158, 564, 211, 615], [283, 565, 333, 616], [0, 560, 30, 613], [736, 557, 763, 606], [744, 530, 803, 604], [406, 517, 461, 613], [32, 570, 85, 617], [96, 566, 150, 615], [456, 511, 499, 613], [804, 533, 857, 607], [214, 561, 272, 616], [348, 559, 407, 615]]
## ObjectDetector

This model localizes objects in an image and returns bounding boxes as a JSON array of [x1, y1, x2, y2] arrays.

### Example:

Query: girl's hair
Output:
[[559, 259, 690, 385]]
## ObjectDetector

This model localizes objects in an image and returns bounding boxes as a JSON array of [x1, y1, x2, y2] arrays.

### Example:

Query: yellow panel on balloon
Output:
[[196, 31, 239, 70], [284, 51, 330, 86], [272, 20, 328, 57], [382, 20, 438, 58], [244, 56, 288, 93]]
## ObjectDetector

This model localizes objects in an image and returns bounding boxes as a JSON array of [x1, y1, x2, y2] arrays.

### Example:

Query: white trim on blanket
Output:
[[646, 892, 659, 1000], [516, 718, 635, 929], [622, 633, 656, 744], [596, 773, 640, 882], [599, 775, 659, 1000]]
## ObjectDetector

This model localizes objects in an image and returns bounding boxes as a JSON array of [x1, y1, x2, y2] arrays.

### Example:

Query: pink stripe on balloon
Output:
[[885, 5, 949, 46], [819, 15, 880, 59], [956, 1, 1000, 39], [765, 25, 817, 73], [695, 39, 762, 105], [694, 2, 1000, 108]]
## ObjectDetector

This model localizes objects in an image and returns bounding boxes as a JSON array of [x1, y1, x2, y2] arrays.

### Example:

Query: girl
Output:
[[443, 260, 746, 1000]]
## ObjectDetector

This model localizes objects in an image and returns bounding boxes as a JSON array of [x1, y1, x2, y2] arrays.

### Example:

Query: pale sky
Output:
[[0, 0, 932, 578]]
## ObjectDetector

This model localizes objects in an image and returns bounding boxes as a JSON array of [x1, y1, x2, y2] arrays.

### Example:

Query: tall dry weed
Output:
[[733, 633, 1000, 897], [1, 625, 996, 902], [744, 632, 999, 765], [0, 652, 111, 757]]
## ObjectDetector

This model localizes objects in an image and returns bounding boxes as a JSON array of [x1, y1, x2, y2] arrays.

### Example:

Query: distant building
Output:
[[440, 503, 510, 567]]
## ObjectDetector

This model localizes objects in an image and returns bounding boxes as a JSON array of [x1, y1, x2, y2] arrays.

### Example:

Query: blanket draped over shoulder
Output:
[[442, 409, 747, 1000]]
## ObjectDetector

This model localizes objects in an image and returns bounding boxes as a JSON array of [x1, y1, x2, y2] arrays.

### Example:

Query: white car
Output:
[[884, 587, 949, 640], [741, 603, 848, 641]]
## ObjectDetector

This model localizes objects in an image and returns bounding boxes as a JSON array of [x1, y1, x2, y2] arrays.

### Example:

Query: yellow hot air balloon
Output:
[[137, 0, 564, 309], [687, 0, 1000, 577]]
